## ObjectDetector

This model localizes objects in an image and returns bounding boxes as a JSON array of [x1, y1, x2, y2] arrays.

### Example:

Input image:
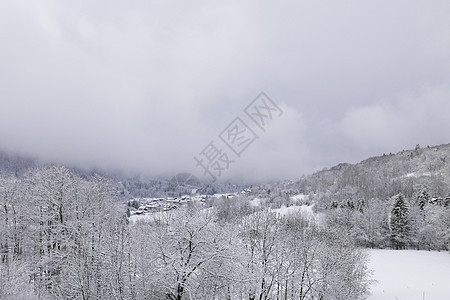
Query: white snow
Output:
[[368, 249, 450, 300], [291, 193, 308, 202], [129, 213, 158, 223], [272, 205, 315, 219], [404, 172, 432, 178], [249, 197, 261, 207], [212, 193, 236, 198]]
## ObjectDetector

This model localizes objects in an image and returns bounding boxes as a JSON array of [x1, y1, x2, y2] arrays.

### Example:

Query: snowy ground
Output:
[[368, 249, 450, 300], [271, 204, 315, 217], [291, 193, 309, 202]]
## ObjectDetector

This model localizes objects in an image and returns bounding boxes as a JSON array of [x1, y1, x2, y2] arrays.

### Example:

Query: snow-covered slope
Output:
[[368, 249, 450, 300]]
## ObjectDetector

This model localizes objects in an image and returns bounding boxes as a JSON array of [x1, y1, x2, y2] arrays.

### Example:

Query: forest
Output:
[[0, 165, 370, 299], [291, 143, 450, 251], [1, 143, 450, 299]]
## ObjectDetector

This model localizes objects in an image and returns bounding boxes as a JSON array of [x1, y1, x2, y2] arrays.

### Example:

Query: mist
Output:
[[1, 0, 450, 182]]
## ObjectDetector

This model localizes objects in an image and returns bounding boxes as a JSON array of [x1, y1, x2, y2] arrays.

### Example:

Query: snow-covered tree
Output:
[[416, 189, 430, 211], [0, 163, 375, 299], [139, 206, 246, 300], [390, 193, 410, 249], [239, 210, 370, 300]]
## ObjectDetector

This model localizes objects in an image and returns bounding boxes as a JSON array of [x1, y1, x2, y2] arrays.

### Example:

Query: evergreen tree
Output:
[[417, 189, 430, 211], [390, 193, 410, 249]]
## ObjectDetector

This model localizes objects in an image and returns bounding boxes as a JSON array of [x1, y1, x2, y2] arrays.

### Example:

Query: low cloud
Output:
[[1, 1, 450, 181], [341, 83, 450, 155]]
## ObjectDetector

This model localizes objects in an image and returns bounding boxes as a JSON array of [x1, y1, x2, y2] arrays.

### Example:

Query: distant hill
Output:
[[0, 150, 37, 176], [3, 142, 450, 203], [285, 143, 450, 208], [0, 149, 244, 199]]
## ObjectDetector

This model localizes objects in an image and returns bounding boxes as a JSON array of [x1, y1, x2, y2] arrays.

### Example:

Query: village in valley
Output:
[[127, 189, 253, 216]]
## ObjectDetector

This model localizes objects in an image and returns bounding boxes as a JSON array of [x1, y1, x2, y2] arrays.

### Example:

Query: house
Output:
[[430, 197, 444, 205]]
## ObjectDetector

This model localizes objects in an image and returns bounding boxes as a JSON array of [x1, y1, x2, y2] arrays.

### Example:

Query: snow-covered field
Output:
[[368, 249, 450, 300], [271, 204, 315, 218]]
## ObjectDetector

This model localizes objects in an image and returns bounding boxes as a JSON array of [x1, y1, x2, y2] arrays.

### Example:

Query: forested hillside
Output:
[[0, 150, 244, 199], [1, 143, 449, 299], [0, 165, 370, 299], [292, 143, 450, 206], [0, 151, 37, 176], [275, 143, 450, 251]]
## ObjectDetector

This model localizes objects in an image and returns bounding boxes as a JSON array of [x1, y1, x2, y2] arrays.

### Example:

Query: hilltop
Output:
[[277, 143, 450, 208]]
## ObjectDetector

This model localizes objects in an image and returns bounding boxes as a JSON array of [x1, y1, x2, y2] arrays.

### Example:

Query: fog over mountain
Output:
[[1, 1, 450, 182]]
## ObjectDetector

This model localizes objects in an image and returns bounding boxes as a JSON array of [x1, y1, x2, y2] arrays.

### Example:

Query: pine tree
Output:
[[417, 189, 430, 211], [390, 193, 410, 249]]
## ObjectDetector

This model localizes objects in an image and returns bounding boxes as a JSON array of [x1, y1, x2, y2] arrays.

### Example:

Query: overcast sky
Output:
[[1, 0, 450, 182]]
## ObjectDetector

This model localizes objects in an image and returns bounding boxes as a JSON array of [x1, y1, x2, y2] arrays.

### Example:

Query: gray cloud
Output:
[[342, 83, 450, 154], [1, 0, 450, 182]]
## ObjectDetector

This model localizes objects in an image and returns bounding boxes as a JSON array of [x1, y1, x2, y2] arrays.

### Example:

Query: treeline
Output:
[[0, 149, 245, 199], [1, 166, 370, 300], [267, 143, 450, 251], [221, 188, 449, 252], [0, 166, 127, 299], [287, 143, 450, 206], [324, 192, 450, 251]]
